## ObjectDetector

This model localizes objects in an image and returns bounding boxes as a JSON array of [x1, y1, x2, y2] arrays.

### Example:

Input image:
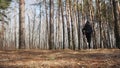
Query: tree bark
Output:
[[112, 0, 120, 48], [19, 0, 25, 49], [60, 0, 65, 49], [49, 0, 54, 49]]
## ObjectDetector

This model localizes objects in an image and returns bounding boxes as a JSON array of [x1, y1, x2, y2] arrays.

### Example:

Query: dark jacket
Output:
[[82, 21, 93, 35]]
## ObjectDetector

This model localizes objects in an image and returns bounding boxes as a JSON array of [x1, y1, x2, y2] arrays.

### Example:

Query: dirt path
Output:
[[0, 49, 120, 68]]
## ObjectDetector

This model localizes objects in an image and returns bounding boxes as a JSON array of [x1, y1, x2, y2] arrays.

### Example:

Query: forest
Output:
[[0, 0, 120, 68], [0, 0, 120, 50]]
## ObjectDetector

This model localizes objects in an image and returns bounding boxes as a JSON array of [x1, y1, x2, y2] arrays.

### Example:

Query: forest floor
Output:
[[0, 49, 120, 68]]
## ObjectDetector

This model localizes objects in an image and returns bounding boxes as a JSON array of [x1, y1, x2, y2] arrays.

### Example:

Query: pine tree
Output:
[[19, 0, 25, 49]]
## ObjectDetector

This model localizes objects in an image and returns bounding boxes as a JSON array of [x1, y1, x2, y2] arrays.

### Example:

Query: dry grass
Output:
[[0, 49, 120, 68]]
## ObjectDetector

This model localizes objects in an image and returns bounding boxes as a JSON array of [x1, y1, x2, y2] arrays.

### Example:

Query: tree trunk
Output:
[[66, 0, 70, 49], [19, 0, 25, 49], [14, 11, 17, 49], [60, 0, 65, 49], [28, 15, 30, 49], [49, 0, 54, 49], [112, 0, 120, 48], [77, 0, 81, 50], [45, 0, 49, 49], [38, 3, 41, 49], [0, 14, 4, 49], [69, 0, 74, 49], [96, 0, 102, 48]]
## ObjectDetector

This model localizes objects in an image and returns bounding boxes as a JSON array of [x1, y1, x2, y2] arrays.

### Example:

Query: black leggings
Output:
[[86, 33, 92, 48]]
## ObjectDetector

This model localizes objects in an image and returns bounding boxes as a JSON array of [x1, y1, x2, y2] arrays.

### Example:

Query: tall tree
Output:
[[65, 0, 70, 49], [45, 0, 49, 49], [60, 0, 65, 49], [19, 0, 25, 49], [49, 0, 54, 49], [77, 0, 81, 50], [96, 0, 103, 48], [38, 2, 42, 48], [112, 0, 120, 48], [69, 0, 74, 49]]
